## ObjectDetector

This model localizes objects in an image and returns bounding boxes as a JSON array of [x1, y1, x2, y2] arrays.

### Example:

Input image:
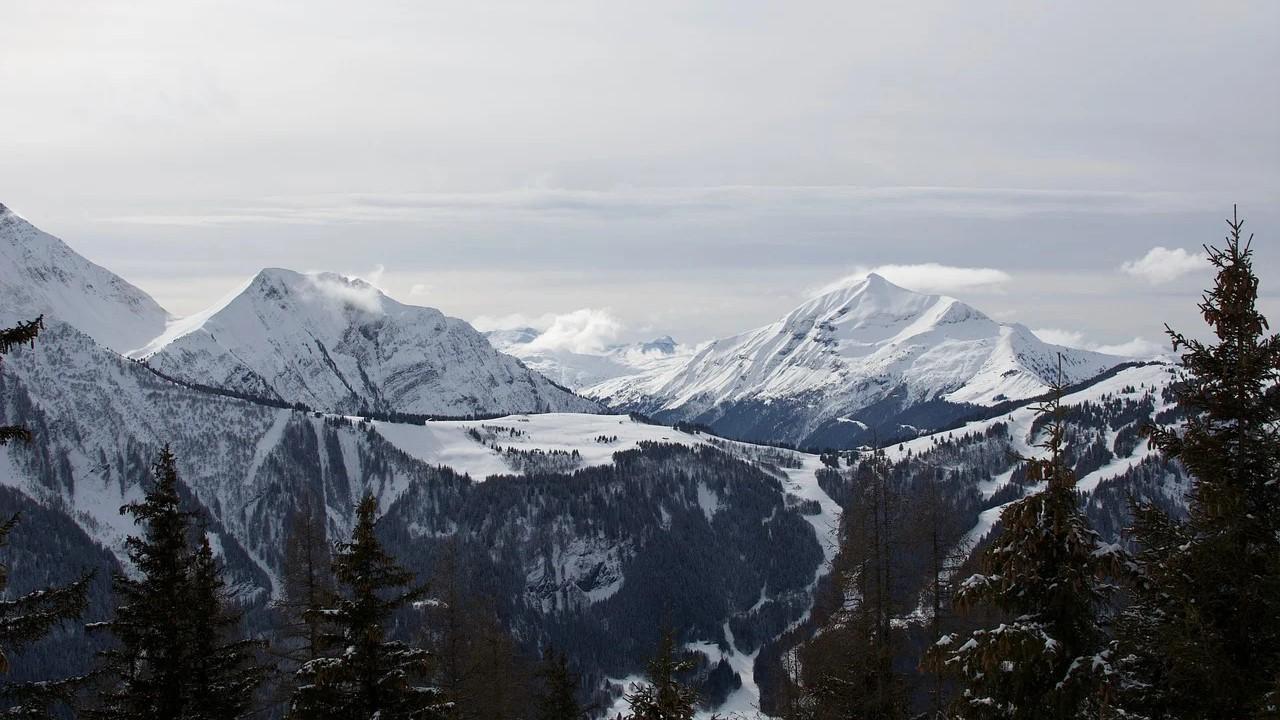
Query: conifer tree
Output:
[[1116, 208, 1280, 718], [0, 316, 42, 447], [534, 650, 582, 720], [288, 494, 445, 720], [90, 447, 265, 720], [624, 629, 699, 720], [271, 497, 336, 708], [186, 536, 268, 720], [422, 540, 532, 720], [914, 479, 969, 720], [0, 513, 92, 718], [91, 446, 198, 719], [0, 314, 94, 717], [928, 364, 1121, 719]]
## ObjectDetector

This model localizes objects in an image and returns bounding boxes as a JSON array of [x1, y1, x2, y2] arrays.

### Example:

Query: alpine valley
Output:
[[0, 203, 1189, 718]]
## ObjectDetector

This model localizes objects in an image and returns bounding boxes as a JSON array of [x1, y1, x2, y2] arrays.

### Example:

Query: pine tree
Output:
[[534, 650, 582, 720], [0, 316, 42, 447], [91, 446, 199, 719], [927, 364, 1121, 719], [0, 313, 94, 717], [914, 479, 970, 720], [288, 494, 445, 720], [90, 447, 265, 720], [624, 628, 699, 720], [271, 497, 336, 709], [186, 536, 268, 720], [422, 540, 532, 720], [0, 513, 92, 718], [1116, 208, 1280, 718]]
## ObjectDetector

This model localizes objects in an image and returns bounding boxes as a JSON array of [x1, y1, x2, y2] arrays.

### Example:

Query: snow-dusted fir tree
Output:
[[287, 494, 445, 720], [185, 536, 268, 720], [624, 628, 700, 720], [0, 314, 94, 718], [90, 448, 265, 720], [928, 363, 1121, 719], [0, 513, 92, 719], [0, 316, 42, 446], [1115, 208, 1280, 718]]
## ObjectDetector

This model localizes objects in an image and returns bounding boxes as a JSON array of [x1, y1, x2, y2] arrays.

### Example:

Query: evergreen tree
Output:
[[271, 497, 336, 709], [1116, 208, 1280, 718], [0, 513, 92, 719], [624, 629, 699, 720], [0, 314, 94, 717], [928, 365, 1121, 719], [90, 446, 198, 719], [422, 540, 531, 720], [288, 494, 445, 720], [534, 650, 582, 720], [90, 447, 265, 720], [0, 316, 42, 447], [914, 479, 970, 719], [186, 536, 268, 720]]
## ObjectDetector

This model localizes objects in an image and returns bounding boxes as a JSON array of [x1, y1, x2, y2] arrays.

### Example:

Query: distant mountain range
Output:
[[0, 202, 1184, 717], [0, 203, 597, 417], [485, 326, 689, 390]]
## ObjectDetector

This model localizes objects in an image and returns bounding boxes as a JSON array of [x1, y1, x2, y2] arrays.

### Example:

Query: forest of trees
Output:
[[0, 209, 1275, 719]]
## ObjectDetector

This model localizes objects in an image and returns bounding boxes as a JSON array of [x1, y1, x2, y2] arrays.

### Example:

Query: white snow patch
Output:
[[697, 482, 723, 522]]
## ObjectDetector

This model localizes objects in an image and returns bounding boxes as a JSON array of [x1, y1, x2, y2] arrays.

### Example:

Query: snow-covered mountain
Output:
[[588, 273, 1126, 448], [0, 314, 834, 718], [485, 327, 690, 390], [133, 269, 600, 416], [0, 202, 1190, 717], [0, 203, 170, 354]]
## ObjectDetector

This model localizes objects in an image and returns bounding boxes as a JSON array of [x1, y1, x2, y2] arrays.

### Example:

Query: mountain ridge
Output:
[[0, 203, 171, 354], [586, 273, 1126, 447], [0, 205, 599, 417]]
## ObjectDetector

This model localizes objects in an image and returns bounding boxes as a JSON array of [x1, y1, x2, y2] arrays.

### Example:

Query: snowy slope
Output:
[[883, 362, 1181, 625], [485, 328, 690, 390], [0, 203, 170, 354], [589, 273, 1125, 447], [135, 268, 601, 416], [372, 411, 842, 719], [0, 316, 839, 717]]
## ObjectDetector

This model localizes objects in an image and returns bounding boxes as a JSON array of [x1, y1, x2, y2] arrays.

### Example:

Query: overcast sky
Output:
[[2, 1, 1277, 354]]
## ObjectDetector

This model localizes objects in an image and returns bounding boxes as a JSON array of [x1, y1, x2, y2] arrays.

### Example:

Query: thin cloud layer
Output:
[[1034, 327, 1167, 359], [816, 264, 1012, 297], [475, 308, 624, 355], [304, 273, 385, 314]]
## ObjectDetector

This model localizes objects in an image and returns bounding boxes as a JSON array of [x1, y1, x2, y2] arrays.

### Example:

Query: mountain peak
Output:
[[640, 336, 678, 354], [253, 266, 302, 282], [0, 205, 170, 354], [141, 266, 597, 415]]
